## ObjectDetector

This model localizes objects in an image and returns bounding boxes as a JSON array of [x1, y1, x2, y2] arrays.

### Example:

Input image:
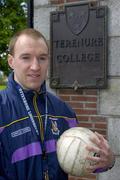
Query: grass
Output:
[[0, 85, 6, 90]]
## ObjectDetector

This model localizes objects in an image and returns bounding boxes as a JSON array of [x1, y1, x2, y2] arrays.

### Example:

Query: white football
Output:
[[57, 127, 98, 177]]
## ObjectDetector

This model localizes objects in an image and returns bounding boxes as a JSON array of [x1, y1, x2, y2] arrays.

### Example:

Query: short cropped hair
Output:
[[8, 28, 49, 55]]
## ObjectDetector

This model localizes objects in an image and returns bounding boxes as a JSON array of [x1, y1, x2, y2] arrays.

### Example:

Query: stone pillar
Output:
[[98, 0, 120, 179], [34, 0, 57, 40]]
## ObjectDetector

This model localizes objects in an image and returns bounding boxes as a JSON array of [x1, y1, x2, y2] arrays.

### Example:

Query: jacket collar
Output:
[[7, 72, 47, 96]]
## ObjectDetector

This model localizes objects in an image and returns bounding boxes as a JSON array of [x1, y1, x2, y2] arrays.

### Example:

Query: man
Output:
[[0, 28, 115, 180]]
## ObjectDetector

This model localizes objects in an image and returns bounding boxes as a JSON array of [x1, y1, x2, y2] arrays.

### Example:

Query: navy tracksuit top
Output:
[[0, 73, 77, 180]]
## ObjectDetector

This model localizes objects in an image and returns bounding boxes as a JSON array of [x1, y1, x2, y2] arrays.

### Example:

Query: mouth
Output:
[[28, 74, 40, 78]]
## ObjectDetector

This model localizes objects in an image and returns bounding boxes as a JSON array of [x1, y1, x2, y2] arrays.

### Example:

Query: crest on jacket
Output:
[[51, 120, 60, 135]]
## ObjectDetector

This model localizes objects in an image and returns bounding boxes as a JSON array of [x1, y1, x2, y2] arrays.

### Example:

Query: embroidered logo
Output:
[[11, 127, 31, 138], [49, 117, 58, 121], [51, 121, 60, 135]]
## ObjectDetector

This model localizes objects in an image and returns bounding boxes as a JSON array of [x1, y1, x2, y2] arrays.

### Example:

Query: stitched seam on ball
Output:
[[64, 135, 90, 145], [71, 140, 82, 175], [62, 138, 75, 170]]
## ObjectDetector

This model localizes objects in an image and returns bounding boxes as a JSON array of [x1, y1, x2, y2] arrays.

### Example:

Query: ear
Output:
[[8, 54, 14, 69]]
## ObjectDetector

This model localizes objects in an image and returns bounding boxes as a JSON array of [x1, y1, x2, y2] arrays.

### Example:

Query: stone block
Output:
[[100, 79, 120, 116], [98, 156, 120, 180], [34, 6, 56, 40], [108, 37, 120, 76], [34, 0, 49, 6], [107, 0, 120, 36], [107, 118, 120, 154]]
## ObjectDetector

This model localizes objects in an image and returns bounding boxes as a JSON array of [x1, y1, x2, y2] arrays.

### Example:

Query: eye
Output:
[[21, 56, 31, 61], [38, 56, 48, 62], [39, 57, 45, 60], [22, 56, 30, 60]]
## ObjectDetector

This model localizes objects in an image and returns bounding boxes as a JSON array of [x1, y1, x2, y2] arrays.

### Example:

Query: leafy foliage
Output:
[[0, 0, 27, 75]]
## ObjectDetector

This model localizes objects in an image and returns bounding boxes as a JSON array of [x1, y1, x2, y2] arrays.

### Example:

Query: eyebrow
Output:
[[20, 53, 31, 56], [19, 53, 49, 57], [39, 53, 49, 56], [21, 52, 48, 55]]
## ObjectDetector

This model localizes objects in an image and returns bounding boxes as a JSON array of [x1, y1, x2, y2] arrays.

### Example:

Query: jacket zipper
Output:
[[33, 92, 44, 142], [33, 92, 49, 180]]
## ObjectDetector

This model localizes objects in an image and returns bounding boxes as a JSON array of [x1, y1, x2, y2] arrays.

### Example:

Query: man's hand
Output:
[[86, 131, 115, 173]]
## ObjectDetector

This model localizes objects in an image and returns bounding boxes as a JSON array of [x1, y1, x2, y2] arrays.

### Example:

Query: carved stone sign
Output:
[[50, 3, 108, 89]]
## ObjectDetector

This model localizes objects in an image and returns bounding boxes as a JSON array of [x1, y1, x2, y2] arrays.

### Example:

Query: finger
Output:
[[86, 145, 101, 155], [86, 158, 107, 172], [95, 132, 109, 147], [86, 145, 107, 162], [89, 133, 101, 147], [86, 163, 104, 172], [86, 155, 100, 163], [95, 131, 105, 140], [86, 154, 106, 164], [91, 132, 109, 150]]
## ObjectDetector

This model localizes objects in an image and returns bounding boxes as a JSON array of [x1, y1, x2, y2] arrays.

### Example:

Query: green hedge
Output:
[[0, 85, 6, 90]]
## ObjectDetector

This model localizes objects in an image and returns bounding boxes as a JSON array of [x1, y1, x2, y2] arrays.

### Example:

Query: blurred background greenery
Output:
[[0, 0, 28, 77], [0, 0, 28, 89]]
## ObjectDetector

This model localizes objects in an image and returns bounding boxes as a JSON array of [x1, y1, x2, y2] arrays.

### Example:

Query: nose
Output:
[[30, 58, 40, 71]]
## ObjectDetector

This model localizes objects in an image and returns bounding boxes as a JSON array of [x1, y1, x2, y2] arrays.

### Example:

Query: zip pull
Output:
[[44, 170, 49, 180], [42, 150, 47, 160]]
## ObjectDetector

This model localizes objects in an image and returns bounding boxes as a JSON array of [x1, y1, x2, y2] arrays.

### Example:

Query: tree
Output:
[[0, 0, 28, 75]]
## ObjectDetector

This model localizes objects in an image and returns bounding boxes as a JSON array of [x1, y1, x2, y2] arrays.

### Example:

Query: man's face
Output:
[[8, 35, 49, 92]]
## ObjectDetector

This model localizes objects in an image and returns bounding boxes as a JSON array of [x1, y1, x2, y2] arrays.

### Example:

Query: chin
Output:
[[25, 82, 42, 91], [30, 85, 40, 92]]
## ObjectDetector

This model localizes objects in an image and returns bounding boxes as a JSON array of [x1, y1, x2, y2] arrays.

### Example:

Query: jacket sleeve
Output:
[[0, 142, 7, 179], [0, 95, 8, 179]]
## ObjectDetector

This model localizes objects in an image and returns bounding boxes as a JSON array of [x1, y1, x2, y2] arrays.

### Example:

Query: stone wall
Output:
[[33, 0, 120, 180], [98, 0, 120, 179]]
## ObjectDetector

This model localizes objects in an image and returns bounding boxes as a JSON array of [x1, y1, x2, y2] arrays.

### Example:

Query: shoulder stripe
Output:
[[12, 142, 42, 163], [45, 139, 56, 153], [0, 117, 29, 128], [11, 139, 57, 163]]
